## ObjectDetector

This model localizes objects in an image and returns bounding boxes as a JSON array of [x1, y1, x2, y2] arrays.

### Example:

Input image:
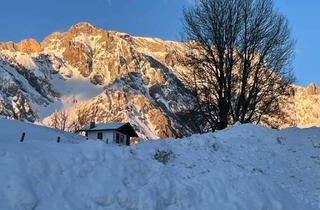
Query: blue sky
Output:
[[0, 0, 319, 86]]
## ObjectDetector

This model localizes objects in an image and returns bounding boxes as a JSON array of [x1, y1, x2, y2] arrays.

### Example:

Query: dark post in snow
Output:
[[57, 136, 61, 143], [20, 132, 26, 142]]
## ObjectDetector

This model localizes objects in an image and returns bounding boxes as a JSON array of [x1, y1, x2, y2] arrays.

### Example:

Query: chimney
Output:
[[90, 121, 96, 129]]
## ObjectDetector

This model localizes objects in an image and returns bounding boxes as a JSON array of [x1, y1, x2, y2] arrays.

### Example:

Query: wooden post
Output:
[[20, 132, 26, 142], [57, 136, 60, 143]]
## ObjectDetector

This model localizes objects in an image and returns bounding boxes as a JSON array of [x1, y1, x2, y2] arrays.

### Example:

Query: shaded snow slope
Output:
[[0, 119, 319, 210]]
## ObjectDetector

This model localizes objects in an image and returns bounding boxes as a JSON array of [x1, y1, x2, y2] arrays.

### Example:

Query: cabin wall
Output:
[[86, 131, 114, 144], [85, 130, 128, 145], [104, 131, 114, 144]]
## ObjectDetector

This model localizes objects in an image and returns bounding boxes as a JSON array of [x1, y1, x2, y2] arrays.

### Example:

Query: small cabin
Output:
[[79, 122, 138, 146]]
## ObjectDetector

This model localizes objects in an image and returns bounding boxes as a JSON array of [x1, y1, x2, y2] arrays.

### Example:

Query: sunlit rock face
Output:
[[281, 84, 320, 128], [17, 39, 42, 54], [0, 22, 194, 139], [0, 38, 41, 54], [0, 22, 319, 138], [65, 90, 184, 139], [305, 83, 320, 95]]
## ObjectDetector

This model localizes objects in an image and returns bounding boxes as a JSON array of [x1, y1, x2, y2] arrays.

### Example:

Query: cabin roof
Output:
[[79, 122, 139, 137]]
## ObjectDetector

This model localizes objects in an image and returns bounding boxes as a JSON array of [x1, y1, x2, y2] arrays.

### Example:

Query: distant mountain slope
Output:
[[0, 23, 194, 139], [0, 22, 319, 138], [0, 52, 58, 121], [0, 118, 319, 209], [285, 83, 320, 128]]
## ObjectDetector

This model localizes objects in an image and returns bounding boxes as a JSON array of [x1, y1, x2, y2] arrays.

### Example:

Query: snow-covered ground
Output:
[[0, 118, 319, 210]]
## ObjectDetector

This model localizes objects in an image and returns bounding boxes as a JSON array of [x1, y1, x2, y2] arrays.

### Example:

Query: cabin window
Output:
[[85, 131, 88, 137], [116, 133, 120, 144], [97, 132, 103, 140]]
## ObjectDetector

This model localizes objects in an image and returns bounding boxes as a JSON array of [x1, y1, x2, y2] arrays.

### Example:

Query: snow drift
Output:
[[0, 118, 319, 210]]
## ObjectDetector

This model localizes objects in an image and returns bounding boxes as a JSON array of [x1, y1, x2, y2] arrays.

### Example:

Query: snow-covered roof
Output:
[[80, 123, 125, 131], [79, 122, 138, 137]]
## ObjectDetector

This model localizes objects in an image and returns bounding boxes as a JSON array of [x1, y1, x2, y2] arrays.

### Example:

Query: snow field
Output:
[[0, 119, 319, 210]]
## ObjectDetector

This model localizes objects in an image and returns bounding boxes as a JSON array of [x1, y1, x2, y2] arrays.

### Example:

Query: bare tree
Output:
[[48, 111, 60, 129], [48, 110, 69, 131], [59, 110, 69, 131], [70, 108, 91, 132], [181, 0, 295, 132]]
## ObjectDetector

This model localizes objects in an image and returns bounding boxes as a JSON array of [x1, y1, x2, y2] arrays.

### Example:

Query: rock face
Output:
[[0, 39, 41, 54], [281, 84, 320, 128], [0, 52, 57, 122], [0, 22, 320, 138], [16, 39, 42, 54], [305, 83, 320, 95], [67, 90, 185, 138], [0, 22, 193, 139]]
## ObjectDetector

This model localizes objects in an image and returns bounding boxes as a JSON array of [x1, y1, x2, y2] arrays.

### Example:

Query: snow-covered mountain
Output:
[[0, 22, 319, 139], [0, 22, 194, 139], [0, 118, 319, 209]]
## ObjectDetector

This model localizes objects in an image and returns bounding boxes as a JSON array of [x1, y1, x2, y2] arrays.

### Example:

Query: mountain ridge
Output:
[[0, 22, 319, 139]]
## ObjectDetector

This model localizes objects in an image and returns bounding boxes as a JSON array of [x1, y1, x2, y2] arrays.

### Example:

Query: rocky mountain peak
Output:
[[305, 83, 320, 95], [0, 39, 41, 54], [16, 38, 41, 54], [67, 22, 100, 35], [0, 41, 16, 52]]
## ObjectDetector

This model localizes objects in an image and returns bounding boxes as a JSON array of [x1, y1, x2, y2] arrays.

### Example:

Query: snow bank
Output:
[[0, 118, 85, 144], [0, 119, 319, 210]]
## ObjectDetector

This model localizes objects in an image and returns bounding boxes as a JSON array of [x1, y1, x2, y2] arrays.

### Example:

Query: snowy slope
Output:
[[0, 117, 86, 144], [0, 118, 319, 210]]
